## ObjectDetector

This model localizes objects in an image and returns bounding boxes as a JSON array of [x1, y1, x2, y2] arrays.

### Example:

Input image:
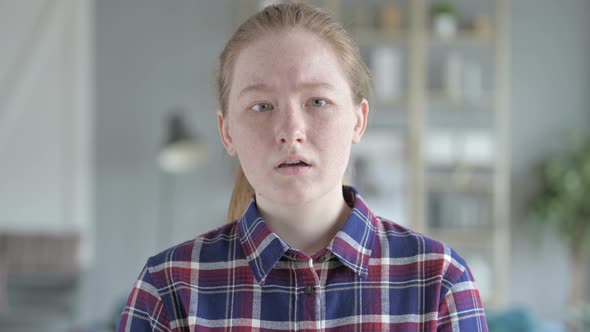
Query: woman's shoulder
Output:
[[373, 215, 474, 292], [373, 215, 468, 268], [145, 221, 241, 269]]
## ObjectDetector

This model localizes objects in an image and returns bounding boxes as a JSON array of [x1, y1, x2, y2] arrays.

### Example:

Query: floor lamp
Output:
[[156, 110, 206, 250]]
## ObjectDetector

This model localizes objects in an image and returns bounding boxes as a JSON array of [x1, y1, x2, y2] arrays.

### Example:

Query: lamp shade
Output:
[[158, 112, 206, 173]]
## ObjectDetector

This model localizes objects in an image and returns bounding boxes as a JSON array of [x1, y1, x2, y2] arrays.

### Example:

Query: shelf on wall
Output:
[[426, 166, 494, 177], [350, 28, 408, 46], [427, 30, 493, 46], [427, 178, 492, 194], [427, 90, 493, 108]]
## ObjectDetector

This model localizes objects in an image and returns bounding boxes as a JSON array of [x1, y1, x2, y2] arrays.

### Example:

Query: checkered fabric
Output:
[[119, 186, 487, 331]]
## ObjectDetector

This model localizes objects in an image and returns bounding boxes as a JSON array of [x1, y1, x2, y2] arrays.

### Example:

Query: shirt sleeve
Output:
[[117, 264, 172, 332], [437, 266, 489, 332]]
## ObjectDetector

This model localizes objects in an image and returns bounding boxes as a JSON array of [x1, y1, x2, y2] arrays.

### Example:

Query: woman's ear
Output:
[[217, 110, 236, 156], [352, 98, 369, 144]]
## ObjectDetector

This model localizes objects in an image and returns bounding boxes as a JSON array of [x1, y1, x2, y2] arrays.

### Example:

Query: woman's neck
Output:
[[255, 185, 352, 255]]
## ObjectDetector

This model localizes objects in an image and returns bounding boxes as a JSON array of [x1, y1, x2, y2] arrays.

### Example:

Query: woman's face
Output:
[[218, 29, 368, 206]]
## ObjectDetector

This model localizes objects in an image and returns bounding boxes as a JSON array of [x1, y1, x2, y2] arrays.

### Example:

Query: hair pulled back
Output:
[[217, 1, 372, 222]]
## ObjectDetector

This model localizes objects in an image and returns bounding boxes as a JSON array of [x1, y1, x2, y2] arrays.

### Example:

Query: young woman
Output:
[[118, 2, 488, 331]]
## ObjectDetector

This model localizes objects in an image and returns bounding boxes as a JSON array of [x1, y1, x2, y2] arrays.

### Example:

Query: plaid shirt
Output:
[[119, 186, 487, 331]]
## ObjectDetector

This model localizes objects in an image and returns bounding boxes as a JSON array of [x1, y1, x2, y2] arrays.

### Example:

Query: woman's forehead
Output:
[[231, 30, 348, 94]]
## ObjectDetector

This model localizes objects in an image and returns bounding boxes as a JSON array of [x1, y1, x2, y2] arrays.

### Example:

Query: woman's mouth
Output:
[[275, 159, 311, 175], [277, 160, 310, 168]]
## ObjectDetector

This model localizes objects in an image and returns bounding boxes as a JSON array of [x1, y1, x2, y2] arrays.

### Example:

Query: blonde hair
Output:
[[218, 1, 372, 222]]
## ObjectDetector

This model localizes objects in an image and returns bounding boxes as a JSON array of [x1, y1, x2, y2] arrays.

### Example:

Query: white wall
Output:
[[0, 1, 94, 331], [509, 0, 590, 321], [0, 0, 94, 262], [83, 0, 235, 325]]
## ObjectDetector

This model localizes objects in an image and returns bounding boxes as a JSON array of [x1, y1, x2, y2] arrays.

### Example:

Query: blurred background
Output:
[[0, 0, 589, 331]]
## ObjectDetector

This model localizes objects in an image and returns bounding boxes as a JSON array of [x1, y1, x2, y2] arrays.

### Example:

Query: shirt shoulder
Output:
[[121, 222, 243, 330], [373, 215, 472, 289], [137, 222, 242, 297], [374, 216, 448, 254], [146, 221, 241, 273], [371, 216, 487, 330]]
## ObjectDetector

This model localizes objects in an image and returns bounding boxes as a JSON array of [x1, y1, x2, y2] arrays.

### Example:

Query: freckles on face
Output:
[[221, 29, 363, 205]]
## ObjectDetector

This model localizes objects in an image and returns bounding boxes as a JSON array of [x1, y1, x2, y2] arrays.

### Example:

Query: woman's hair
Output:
[[217, 1, 372, 222]]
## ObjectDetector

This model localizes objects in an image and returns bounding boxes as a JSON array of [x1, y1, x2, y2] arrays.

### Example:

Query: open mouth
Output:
[[277, 160, 310, 168]]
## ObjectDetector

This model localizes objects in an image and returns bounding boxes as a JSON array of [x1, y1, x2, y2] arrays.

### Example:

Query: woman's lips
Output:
[[274, 156, 311, 168], [275, 162, 311, 175], [277, 161, 309, 168]]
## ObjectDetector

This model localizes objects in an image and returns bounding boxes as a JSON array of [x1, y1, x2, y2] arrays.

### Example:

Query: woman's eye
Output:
[[250, 103, 274, 112], [309, 98, 327, 107]]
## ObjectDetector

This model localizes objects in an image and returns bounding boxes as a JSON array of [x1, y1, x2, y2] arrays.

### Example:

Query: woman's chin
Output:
[[256, 187, 315, 207]]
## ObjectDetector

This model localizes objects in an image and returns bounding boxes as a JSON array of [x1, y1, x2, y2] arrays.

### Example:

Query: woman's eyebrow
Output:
[[297, 81, 336, 91], [239, 81, 336, 98], [238, 83, 272, 98]]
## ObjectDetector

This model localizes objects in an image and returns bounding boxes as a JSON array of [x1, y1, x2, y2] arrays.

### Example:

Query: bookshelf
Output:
[[234, 0, 510, 309]]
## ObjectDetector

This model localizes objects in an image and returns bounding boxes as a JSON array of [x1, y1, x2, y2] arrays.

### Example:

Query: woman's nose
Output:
[[275, 103, 306, 145]]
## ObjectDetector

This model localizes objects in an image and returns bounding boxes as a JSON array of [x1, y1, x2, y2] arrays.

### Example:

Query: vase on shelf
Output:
[[432, 3, 459, 39]]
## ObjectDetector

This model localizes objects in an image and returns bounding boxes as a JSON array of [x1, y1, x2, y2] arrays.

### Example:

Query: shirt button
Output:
[[317, 256, 326, 263], [304, 285, 315, 295]]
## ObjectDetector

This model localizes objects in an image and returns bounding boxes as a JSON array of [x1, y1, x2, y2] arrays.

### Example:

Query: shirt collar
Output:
[[328, 186, 376, 279], [236, 200, 290, 285], [236, 186, 377, 284]]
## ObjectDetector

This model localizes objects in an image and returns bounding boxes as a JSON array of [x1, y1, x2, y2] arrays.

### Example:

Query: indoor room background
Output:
[[0, 0, 589, 331]]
